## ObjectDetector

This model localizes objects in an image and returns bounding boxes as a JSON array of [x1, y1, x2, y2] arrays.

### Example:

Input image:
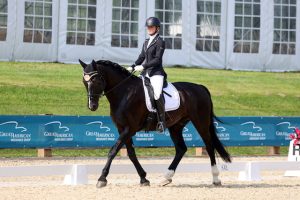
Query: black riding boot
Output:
[[155, 95, 166, 133]]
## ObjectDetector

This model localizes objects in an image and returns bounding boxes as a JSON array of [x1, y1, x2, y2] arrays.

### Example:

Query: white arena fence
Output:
[[0, 161, 299, 185]]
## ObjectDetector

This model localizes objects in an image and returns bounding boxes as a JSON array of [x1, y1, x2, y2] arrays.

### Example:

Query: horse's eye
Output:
[[93, 76, 103, 82], [91, 77, 98, 82]]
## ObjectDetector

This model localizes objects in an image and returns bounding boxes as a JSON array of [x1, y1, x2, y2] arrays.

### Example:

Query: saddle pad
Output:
[[142, 77, 180, 112]]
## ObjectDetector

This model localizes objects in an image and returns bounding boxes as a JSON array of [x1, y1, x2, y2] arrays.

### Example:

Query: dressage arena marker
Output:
[[284, 140, 300, 177], [0, 161, 300, 185]]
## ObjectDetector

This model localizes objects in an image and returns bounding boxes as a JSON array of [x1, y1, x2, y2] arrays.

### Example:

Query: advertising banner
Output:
[[0, 116, 299, 148]]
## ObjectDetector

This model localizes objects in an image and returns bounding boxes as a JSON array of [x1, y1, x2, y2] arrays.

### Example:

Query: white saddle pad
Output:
[[142, 77, 180, 112]]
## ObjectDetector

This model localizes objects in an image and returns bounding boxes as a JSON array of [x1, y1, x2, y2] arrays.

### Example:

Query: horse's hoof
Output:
[[160, 179, 172, 186], [96, 180, 107, 188], [213, 181, 222, 186], [140, 179, 150, 186]]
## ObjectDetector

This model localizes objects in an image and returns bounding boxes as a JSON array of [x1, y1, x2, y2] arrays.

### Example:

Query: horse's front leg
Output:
[[96, 128, 130, 188], [125, 138, 150, 186]]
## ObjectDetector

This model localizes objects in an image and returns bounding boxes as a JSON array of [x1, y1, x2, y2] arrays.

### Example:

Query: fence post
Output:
[[267, 146, 280, 155], [37, 114, 53, 158], [238, 162, 261, 181], [37, 148, 52, 157], [63, 164, 88, 185], [195, 147, 208, 156], [120, 148, 128, 157]]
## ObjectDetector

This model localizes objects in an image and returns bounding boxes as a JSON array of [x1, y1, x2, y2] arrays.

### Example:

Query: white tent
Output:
[[0, 0, 299, 71]]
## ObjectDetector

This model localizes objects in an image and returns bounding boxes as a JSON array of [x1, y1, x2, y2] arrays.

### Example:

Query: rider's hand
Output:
[[126, 64, 136, 72], [135, 65, 144, 72], [126, 66, 133, 72]]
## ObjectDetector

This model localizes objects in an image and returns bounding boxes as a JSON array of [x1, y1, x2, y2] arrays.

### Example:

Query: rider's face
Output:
[[147, 26, 158, 35]]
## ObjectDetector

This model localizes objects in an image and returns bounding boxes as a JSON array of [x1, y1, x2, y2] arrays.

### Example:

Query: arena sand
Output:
[[0, 156, 299, 200]]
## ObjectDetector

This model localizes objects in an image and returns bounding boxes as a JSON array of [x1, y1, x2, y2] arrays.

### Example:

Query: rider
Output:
[[127, 17, 167, 133]]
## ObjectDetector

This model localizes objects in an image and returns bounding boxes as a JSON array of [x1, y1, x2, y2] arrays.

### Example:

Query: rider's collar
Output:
[[149, 33, 158, 40]]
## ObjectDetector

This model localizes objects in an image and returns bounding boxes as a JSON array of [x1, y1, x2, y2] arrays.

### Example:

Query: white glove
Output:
[[135, 65, 144, 72], [126, 66, 133, 71]]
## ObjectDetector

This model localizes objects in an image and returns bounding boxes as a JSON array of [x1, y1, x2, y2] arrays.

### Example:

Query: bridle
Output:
[[83, 69, 135, 98], [83, 71, 105, 98]]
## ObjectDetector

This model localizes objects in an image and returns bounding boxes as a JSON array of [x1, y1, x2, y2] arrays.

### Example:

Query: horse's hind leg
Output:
[[190, 117, 221, 186], [125, 138, 150, 186], [161, 123, 187, 186]]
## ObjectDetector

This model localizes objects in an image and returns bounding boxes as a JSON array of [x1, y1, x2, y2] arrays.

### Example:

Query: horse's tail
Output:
[[203, 86, 231, 163], [210, 113, 231, 163]]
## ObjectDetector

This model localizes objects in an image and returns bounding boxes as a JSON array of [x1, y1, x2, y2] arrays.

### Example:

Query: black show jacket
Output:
[[134, 34, 167, 77]]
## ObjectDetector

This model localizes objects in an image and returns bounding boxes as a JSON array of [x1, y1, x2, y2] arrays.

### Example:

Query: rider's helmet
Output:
[[145, 17, 161, 27]]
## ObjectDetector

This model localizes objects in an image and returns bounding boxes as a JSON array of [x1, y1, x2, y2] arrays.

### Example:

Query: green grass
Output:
[[0, 61, 299, 158]]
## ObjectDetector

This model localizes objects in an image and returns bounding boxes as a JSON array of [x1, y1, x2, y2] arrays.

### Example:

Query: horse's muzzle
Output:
[[89, 105, 98, 111], [88, 102, 98, 111]]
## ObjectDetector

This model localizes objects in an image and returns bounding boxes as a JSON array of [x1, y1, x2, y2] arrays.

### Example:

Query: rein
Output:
[[102, 70, 135, 97]]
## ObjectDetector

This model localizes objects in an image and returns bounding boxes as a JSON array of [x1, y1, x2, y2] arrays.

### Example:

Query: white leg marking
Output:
[[164, 169, 175, 181], [211, 165, 221, 184], [160, 169, 175, 186]]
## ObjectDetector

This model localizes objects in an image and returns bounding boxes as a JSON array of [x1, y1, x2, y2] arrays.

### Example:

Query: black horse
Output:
[[79, 59, 231, 188]]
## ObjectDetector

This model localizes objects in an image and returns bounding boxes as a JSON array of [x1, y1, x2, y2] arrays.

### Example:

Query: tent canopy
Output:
[[0, 0, 299, 71]]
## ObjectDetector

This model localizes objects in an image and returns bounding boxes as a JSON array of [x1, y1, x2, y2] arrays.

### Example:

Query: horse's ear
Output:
[[79, 59, 87, 68], [92, 59, 96, 67]]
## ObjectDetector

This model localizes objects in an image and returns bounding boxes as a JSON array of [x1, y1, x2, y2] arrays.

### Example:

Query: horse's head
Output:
[[79, 59, 106, 111]]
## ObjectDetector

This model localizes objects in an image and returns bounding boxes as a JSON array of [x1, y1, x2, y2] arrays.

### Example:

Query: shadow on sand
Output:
[[166, 183, 300, 189]]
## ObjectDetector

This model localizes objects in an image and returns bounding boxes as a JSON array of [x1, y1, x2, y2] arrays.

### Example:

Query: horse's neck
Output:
[[104, 69, 141, 107]]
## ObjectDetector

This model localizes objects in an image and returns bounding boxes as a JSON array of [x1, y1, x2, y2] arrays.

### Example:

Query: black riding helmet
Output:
[[145, 17, 161, 27]]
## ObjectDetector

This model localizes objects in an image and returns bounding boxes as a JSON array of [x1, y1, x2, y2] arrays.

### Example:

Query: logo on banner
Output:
[[0, 121, 31, 142], [214, 122, 230, 140], [240, 121, 266, 140], [276, 122, 296, 140], [44, 121, 73, 141], [182, 127, 193, 141], [135, 132, 154, 141], [85, 121, 115, 141]]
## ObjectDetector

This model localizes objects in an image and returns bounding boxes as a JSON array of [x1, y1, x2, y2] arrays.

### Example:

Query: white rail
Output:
[[0, 161, 299, 185]]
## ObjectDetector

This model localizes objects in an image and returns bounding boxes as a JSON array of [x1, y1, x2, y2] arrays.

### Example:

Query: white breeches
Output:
[[146, 73, 164, 100]]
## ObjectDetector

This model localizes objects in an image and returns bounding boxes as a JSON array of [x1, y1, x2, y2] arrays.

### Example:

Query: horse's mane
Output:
[[96, 60, 138, 79]]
